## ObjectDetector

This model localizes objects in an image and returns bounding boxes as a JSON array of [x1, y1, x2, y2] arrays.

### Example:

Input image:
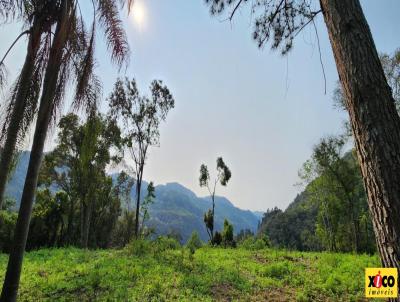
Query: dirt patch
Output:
[[253, 253, 269, 264], [211, 283, 236, 302], [248, 287, 296, 302]]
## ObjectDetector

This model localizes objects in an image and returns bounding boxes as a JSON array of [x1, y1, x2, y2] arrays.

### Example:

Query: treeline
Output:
[[258, 149, 376, 254], [0, 77, 174, 252], [258, 49, 400, 255]]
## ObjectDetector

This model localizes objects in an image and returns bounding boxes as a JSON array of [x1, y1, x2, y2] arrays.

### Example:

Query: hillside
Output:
[[0, 245, 379, 301], [5, 152, 260, 243]]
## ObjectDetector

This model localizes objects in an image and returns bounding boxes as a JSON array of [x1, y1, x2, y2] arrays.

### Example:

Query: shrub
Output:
[[212, 231, 222, 246], [222, 219, 236, 247], [153, 236, 181, 252], [186, 231, 203, 255], [127, 239, 152, 256], [239, 235, 269, 250], [0, 210, 17, 253]]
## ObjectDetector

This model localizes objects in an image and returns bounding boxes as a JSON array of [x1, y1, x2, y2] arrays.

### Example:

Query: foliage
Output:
[[199, 157, 231, 244], [239, 236, 269, 251], [0, 246, 379, 301], [222, 219, 235, 247], [32, 112, 123, 249], [112, 171, 135, 247], [205, 0, 321, 55], [140, 181, 156, 237], [235, 229, 254, 243], [258, 136, 375, 254], [108, 77, 174, 238], [299, 135, 374, 253], [186, 231, 203, 255], [127, 237, 181, 257], [0, 199, 17, 253], [213, 231, 223, 246]]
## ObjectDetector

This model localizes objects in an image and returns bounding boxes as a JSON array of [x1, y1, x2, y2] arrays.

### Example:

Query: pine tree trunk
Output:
[[0, 3, 69, 300], [0, 20, 42, 210], [320, 0, 400, 275]]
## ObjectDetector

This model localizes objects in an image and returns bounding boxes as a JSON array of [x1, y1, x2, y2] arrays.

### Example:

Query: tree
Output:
[[334, 49, 400, 113], [0, 198, 17, 254], [186, 231, 202, 259], [0, 1, 59, 210], [235, 229, 254, 243], [1, 0, 129, 299], [222, 219, 235, 247], [113, 171, 135, 246], [380, 49, 400, 111], [205, 0, 400, 272], [299, 135, 374, 253], [108, 77, 175, 239], [26, 189, 67, 249], [199, 157, 231, 244], [140, 181, 155, 237], [37, 112, 123, 249]]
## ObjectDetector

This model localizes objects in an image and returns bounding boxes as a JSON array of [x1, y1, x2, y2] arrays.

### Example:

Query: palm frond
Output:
[[0, 31, 50, 148], [50, 51, 70, 129], [0, 62, 7, 91], [96, 0, 129, 67], [16, 30, 51, 147], [72, 22, 101, 114], [0, 0, 25, 23]]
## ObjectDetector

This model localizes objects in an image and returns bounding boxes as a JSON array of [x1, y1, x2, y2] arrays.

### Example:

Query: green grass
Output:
[[0, 244, 379, 301]]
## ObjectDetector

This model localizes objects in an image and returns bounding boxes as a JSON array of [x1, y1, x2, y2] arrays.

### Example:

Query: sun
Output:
[[131, 1, 146, 29]]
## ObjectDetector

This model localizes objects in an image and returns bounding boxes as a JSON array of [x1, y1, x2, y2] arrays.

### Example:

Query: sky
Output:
[[0, 0, 399, 212]]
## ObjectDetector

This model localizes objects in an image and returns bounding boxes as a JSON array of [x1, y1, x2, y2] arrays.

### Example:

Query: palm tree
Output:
[[0, 0, 129, 300], [0, 1, 59, 210]]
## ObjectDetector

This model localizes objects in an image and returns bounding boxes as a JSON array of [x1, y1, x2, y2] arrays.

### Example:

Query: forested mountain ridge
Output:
[[5, 152, 260, 243]]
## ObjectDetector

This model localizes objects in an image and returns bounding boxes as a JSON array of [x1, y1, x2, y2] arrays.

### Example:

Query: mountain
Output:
[[5, 152, 261, 243], [5, 151, 30, 203], [147, 182, 260, 242]]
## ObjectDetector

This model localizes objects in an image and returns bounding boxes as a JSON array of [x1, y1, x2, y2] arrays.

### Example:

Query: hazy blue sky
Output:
[[0, 0, 399, 211]]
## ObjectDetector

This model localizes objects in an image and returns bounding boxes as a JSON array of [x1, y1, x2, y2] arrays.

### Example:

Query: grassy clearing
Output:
[[0, 244, 379, 301]]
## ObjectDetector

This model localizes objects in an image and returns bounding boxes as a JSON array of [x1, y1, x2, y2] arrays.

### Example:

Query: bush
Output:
[[212, 231, 222, 246], [222, 219, 236, 247], [239, 235, 269, 250], [0, 210, 17, 253], [186, 231, 202, 255], [127, 236, 181, 256], [153, 236, 181, 252], [127, 239, 153, 256]]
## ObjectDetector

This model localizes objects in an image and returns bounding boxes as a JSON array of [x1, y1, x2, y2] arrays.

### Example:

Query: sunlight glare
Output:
[[131, 0, 146, 29]]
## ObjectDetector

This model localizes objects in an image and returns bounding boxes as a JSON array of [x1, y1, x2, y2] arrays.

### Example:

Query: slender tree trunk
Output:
[[80, 188, 95, 249], [134, 169, 143, 238], [80, 203, 87, 248], [320, 0, 400, 275], [211, 194, 215, 242], [66, 197, 74, 244], [0, 3, 69, 300], [0, 20, 42, 210], [348, 201, 360, 253], [80, 200, 92, 249]]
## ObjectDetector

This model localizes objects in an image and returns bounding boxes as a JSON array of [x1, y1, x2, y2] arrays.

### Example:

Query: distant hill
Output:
[[5, 151, 30, 203], [5, 152, 261, 242], [147, 182, 260, 242]]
